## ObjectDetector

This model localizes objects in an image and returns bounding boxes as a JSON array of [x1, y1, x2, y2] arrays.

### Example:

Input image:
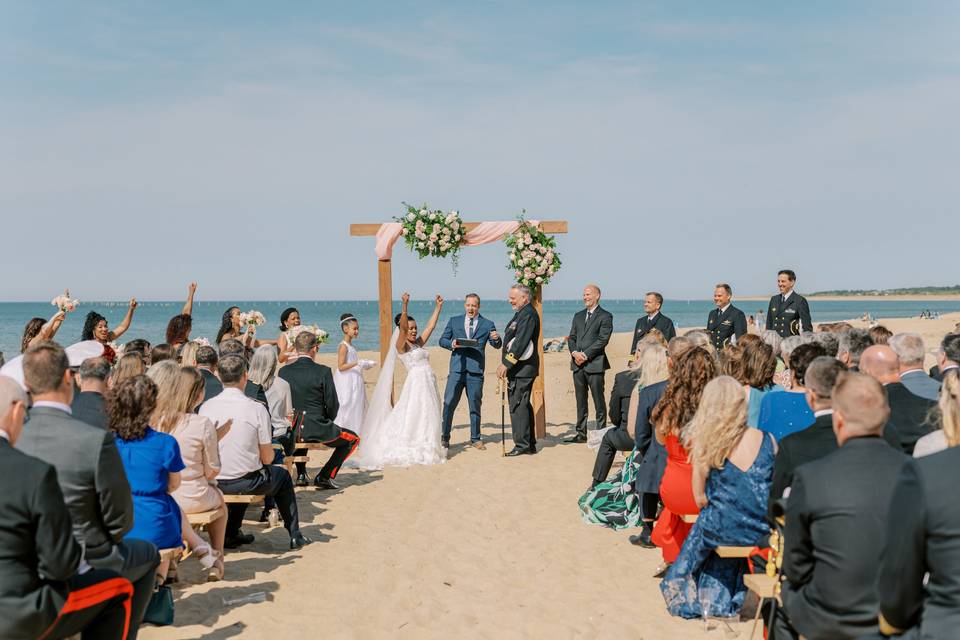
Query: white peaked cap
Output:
[[0, 356, 25, 390], [65, 341, 106, 368]]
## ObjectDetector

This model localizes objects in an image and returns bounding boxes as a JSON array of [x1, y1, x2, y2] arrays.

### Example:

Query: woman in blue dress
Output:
[[757, 343, 825, 441], [661, 375, 775, 619], [108, 374, 186, 581]]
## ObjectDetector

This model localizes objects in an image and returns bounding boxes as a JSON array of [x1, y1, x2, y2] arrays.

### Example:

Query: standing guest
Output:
[[629, 292, 676, 354], [706, 283, 747, 351], [279, 332, 359, 489], [860, 345, 937, 454], [566, 284, 614, 443], [929, 332, 960, 381], [149, 344, 175, 365], [219, 340, 268, 407], [913, 369, 959, 458], [214, 306, 258, 349], [649, 347, 718, 575], [178, 341, 199, 368], [869, 324, 892, 345], [774, 373, 906, 640], [0, 375, 135, 640], [72, 356, 111, 429], [108, 376, 185, 583], [333, 315, 376, 438], [757, 343, 824, 441], [81, 299, 138, 364], [837, 328, 873, 371], [438, 294, 502, 449], [21, 309, 69, 353], [196, 346, 222, 402], [164, 282, 197, 352], [16, 342, 159, 639], [765, 269, 813, 338], [276, 307, 301, 365], [497, 284, 541, 457], [111, 352, 146, 386], [200, 354, 311, 550], [661, 376, 776, 619], [889, 332, 941, 401]]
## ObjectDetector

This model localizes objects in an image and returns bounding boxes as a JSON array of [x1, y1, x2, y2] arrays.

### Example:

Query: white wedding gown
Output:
[[350, 329, 446, 470]]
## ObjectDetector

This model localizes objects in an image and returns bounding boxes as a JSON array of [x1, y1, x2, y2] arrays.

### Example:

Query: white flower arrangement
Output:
[[396, 202, 465, 271], [239, 310, 266, 327], [505, 215, 562, 288], [191, 337, 211, 348], [287, 324, 329, 346], [51, 290, 79, 312]]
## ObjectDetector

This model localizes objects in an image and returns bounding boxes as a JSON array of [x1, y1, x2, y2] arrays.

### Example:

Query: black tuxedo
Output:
[[71, 390, 107, 429], [200, 367, 223, 402], [879, 448, 960, 639], [568, 305, 614, 437], [884, 382, 938, 454], [502, 302, 540, 451], [765, 292, 812, 338], [629, 312, 676, 354], [278, 355, 358, 480], [779, 437, 906, 639], [706, 305, 748, 350]]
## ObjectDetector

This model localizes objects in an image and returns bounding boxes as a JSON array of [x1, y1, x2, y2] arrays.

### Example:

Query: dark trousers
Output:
[[591, 427, 635, 483], [41, 569, 134, 640], [573, 368, 607, 437], [87, 539, 159, 640], [442, 371, 484, 442], [508, 376, 536, 451], [219, 466, 301, 539]]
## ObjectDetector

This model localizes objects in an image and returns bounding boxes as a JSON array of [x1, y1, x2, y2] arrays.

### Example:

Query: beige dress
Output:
[[170, 413, 223, 512]]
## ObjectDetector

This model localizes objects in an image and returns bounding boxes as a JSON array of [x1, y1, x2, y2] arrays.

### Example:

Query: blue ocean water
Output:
[[2, 298, 959, 359]]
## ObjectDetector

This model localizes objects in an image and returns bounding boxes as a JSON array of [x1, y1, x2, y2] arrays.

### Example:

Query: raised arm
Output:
[[396, 293, 411, 352], [181, 282, 197, 316], [418, 295, 444, 345], [108, 298, 138, 341], [29, 310, 67, 350]]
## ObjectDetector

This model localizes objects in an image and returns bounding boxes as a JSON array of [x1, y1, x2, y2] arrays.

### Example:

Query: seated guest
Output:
[[164, 282, 197, 352], [149, 344, 175, 365], [649, 347, 718, 576], [757, 343, 824, 441], [219, 339, 268, 406], [111, 352, 145, 386], [279, 331, 359, 490], [72, 356, 111, 429], [929, 332, 960, 381], [196, 346, 223, 401], [837, 328, 873, 372], [914, 369, 959, 458], [17, 342, 159, 639], [860, 345, 937, 454], [81, 300, 138, 364], [811, 330, 839, 357], [889, 332, 941, 401], [21, 309, 69, 353], [200, 354, 311, 550], [774, 373, 906, 639], [0, 375, 134, 640], [773, 336, 802, 388], [109, 375, 185, 583], [768, 357, 846, 513], [249, 345, 294, 522], [869, 324, 893, 345], [736, 339, 783, 427], [630, 337, 693, 548], [878, 419, 960, 638], [683, 329, 715, 356], [661, 376, 776, 619], [178, 341, 199, 368], [122, 339, 152, 365]]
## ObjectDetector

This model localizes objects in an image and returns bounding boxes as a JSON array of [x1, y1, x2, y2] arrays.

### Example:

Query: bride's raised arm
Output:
[[396, 292, 412, 352], [418, 295, 444, 345]]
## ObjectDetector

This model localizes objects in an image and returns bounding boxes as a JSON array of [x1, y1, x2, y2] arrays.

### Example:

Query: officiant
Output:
[[439, 294, 502, 450], [497, 284, 541, 457]]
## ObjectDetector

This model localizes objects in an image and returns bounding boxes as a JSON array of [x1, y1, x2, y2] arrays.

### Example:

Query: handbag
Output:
[[143, 584, 175, 626]]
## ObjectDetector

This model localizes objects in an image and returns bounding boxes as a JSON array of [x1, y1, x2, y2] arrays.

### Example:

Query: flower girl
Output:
[[333, 314, 375, 436]]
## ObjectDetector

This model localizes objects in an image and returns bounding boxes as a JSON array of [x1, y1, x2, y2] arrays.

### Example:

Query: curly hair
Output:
[[690, 376, 749, 470], [165, 313, 192, 345], [21, 317, 46, 353], [81, 311, 106, 341], [652, 346, 718, 439], [107, 374, 158, 441]]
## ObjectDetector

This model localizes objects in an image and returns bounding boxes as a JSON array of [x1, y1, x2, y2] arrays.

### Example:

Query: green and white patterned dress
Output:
[[578, 448, 644, 530]]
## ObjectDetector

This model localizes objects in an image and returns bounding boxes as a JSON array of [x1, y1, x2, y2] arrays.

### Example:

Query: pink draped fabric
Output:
[[374, 220, 540, 260]]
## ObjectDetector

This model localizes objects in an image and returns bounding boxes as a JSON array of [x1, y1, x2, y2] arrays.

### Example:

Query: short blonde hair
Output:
[[689, 376, 748, 470], [638, 345, 669, 387], [179, 341, 199, 368]]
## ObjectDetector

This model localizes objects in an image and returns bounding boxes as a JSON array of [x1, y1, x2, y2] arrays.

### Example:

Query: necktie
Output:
[[468, 317, 475, 339]]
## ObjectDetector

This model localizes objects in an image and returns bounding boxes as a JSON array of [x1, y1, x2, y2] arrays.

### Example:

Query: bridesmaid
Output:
[[81, 298, 138, 364], [276, 307, 301, 364], [165, 282, 198, 352], [21, 310, 68, 352], [214, 306, 261, 349]]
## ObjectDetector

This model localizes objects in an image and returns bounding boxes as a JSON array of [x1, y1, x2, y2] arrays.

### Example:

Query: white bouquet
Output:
[[191, 337, 211, 347], [287, 324, 330, 347], [51, 290, 80, 313], [239, 310, 266, 327]]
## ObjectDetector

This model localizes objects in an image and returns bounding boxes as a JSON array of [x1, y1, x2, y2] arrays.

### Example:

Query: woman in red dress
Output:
[[650, 346, 718, 574]]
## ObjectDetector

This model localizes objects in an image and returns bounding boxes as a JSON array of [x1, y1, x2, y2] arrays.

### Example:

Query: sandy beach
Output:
[[142, 311, 959, 639]]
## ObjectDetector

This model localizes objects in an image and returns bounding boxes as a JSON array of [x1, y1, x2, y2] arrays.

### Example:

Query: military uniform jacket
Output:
[[629, 312, 677, 353], [278, 357, 341, 442], [706, 305, 747, 350], [502, 303, 540, 379], [765, 292, 812, 337]]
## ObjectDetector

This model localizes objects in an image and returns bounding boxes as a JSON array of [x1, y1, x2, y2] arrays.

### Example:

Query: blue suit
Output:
[[439, 314, 501, 442]]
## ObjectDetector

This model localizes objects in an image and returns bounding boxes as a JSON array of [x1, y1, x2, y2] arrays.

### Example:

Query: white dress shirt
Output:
[[200, 387, 272, 480], [464, 314, 478, 339], [32, 400, 73, 414]]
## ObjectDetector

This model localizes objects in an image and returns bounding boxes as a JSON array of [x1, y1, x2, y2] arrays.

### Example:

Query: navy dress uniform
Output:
[[629, 312, 676, 354], [765, 292, 813, 338], [706, 305, 748, 350], [502, 302, 541, 454]]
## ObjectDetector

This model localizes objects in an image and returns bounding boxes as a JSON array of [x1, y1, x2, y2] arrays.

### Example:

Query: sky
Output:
[[2, 1, 959, 301]]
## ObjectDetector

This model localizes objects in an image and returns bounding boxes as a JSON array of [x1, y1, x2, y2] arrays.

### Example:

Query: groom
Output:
[[439, 293, 502, 449]]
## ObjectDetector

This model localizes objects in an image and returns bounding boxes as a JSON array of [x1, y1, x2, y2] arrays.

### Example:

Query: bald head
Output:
[[582, 284, 601, 309], [859, 345, 901, 384], [832, 372, 891, 444], [0, 375, 29, 445]]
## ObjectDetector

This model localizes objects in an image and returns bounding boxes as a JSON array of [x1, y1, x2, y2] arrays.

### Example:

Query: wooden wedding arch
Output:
[[350, 220, 568, 438]]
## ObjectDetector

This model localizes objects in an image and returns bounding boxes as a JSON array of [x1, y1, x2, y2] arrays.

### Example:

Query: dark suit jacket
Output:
[[0, 439, 81, 640], [71, 391, 107, 429], [769, 412, 838, 515], [706, 305, 748, 350], [438, 314, 501, 374], [633, 379, 669, 494], [245, 380, 269, 408], [884, 382, 938, 454], [502, 303, 540, 379], [782, 437, 906, 639], [608, 369, 641, 428], [16, 407, 133, 561], [929, 363, 958, 383], [568, 306, 613, 374], [278, 356, 340, 442], [765, 292, 812, 337], [200, 368, 223, 402], [629, 313, 676, 354], [879, 447, 960, 638]]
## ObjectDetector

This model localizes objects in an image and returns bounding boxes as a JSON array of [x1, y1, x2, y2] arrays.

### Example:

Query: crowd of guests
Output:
[[0, 291, 353, 638], [580, 322, 960, 638]]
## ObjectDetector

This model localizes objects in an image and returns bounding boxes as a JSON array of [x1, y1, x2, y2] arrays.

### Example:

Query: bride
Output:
[[351, 293, 447, 470]]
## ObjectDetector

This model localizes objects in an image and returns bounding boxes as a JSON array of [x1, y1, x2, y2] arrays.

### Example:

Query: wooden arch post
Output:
[[349, 221, 568, 439]]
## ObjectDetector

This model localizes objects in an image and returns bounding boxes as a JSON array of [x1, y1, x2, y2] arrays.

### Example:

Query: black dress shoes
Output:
[[505, 447, 537, 457], [314, 476, 340, 491], [295, 473, 310, 487], [564, 434, 587, 443], [289, 534, 313, 550], [629, 528, 656, 548], [224, 531, 255, 549]]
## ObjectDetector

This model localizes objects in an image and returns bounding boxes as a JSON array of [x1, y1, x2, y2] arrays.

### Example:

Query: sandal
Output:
[[207, 555, 224, 582]]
